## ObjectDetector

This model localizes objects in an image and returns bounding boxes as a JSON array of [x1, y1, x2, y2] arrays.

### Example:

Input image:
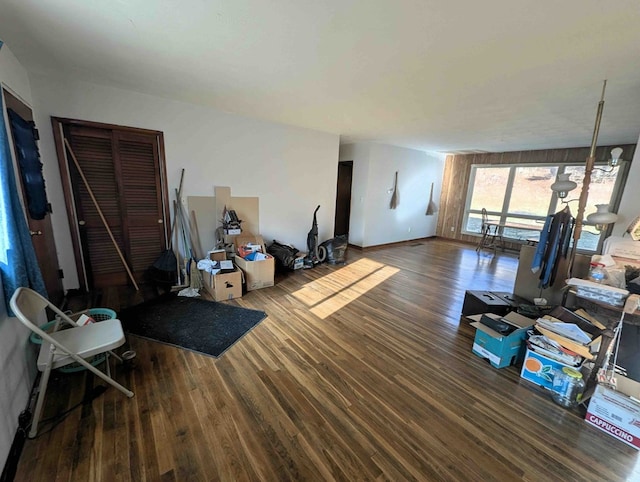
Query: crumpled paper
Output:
[[178, 287, 200, 297]]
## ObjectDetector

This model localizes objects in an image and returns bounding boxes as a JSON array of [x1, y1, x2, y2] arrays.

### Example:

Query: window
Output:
[[463, 162, 625, 252]]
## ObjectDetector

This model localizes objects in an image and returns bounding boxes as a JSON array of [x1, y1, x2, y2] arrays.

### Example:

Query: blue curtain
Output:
[[0, 86, 47, 315]]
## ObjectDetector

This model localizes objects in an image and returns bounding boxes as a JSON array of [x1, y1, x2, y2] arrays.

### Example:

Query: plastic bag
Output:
[[267, 240, 299, 270], [603, 267, 627, 289], [629, 275, 640, 295], [320, 235, 348, 265]]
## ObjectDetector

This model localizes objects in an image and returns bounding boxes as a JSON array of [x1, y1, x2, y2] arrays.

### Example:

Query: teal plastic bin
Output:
[[29, 308, 117, 373]]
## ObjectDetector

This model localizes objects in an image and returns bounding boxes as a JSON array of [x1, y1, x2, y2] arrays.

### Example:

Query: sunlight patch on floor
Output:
[[292, 258, 399, 319]]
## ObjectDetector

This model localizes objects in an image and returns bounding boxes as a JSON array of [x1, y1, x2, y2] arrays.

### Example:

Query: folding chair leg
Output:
[[104, 350, 126, 377], [29, 362, 53, 438], [105, 353, 112, 378], [69, 354, 134, 398], [476, 227, 489, 252], [108, 350, 123, 363], [87, 364, 133, 398]]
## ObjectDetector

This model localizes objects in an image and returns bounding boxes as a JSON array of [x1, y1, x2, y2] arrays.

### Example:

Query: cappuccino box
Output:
[[585, 382, 640, 450]]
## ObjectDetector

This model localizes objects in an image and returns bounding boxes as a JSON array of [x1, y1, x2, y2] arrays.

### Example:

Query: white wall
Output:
[[0, 46, 31, 105], [340, 142, 444, 247], [28, 73, 341, 290], [612, 140, 640, 236], [0, 43, 37, 472]]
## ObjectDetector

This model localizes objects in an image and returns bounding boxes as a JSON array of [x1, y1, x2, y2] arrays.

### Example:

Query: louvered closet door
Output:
[[66, 126, 166, 288], [116, 131, 166, 282]]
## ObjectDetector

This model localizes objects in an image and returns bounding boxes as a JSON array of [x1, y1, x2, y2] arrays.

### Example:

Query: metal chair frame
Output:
[[476, 208, 504, 253], [10, 287, 134, 438]]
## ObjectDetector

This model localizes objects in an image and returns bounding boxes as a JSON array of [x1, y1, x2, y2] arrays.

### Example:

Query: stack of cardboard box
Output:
[[520, 307, 601, 389]]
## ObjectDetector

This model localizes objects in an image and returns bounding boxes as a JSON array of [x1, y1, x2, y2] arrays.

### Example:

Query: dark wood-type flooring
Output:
[[14, 239, 640, 481]]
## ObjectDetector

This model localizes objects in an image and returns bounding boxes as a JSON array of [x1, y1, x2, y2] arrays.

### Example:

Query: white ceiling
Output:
[[1, 0, 640, 154]]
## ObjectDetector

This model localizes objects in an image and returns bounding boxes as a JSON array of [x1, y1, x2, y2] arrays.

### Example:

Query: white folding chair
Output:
[[10, 287, 134, 438]]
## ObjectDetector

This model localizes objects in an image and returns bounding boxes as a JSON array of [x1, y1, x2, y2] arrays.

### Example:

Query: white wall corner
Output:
[[612, 138, 640, 237]]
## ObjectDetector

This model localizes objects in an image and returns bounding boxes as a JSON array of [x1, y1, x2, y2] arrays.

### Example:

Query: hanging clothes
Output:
[[7, 109, 49, 220], [531, 215, 553, 274], [0, 95, 47, 315], [531, 206, 574, 289]]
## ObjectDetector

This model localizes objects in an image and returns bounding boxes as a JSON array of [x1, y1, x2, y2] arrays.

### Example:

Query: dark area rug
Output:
[[118, 294, 267, 358]]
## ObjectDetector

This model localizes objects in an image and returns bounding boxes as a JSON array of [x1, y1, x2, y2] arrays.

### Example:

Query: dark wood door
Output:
[[3, 89, 64, 305], [54, 119, 168, 290], [116, 131, 167, 282], [334, 160, 353, 236]]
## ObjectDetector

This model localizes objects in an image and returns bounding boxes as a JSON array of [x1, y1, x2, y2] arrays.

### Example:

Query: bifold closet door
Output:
[[63, 123, 168, 289]]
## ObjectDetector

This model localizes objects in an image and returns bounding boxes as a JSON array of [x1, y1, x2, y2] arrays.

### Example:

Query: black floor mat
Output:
[[118, 294, 267, 358]]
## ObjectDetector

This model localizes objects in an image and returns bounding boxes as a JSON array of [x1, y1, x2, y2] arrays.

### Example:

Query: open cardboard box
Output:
[[201, 267, 243, 301], [520, 346, 577, 390], [234, 234, 275, 291], [586, 376, 640, 450], [468, 311, 533, 368], [293, 252, 306, 270], [200, 249, 243, 301]]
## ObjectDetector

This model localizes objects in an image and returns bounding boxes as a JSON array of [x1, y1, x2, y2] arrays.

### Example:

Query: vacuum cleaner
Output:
[[304, 205, 327, 268]]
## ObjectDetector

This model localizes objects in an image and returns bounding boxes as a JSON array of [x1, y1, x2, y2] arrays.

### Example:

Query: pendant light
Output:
[[550, 173, 578, 199], [586, 204, 619, 231]]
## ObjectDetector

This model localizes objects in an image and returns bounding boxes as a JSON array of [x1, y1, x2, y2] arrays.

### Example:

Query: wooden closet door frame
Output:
[[51, 117, 170, 291]]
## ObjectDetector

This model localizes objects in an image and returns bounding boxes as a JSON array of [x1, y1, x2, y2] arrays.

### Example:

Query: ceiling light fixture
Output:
[[586, 204, 619, 231], [550, 173, 578, 200], [609, 147, 624, 167], [590, 146, 625, 173]]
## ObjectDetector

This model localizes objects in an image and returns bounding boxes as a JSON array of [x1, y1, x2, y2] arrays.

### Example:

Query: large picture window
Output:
[[463, 162, 625, 252]]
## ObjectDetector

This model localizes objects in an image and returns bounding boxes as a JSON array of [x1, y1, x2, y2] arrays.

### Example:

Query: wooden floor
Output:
[[15, 239, 640, 481]]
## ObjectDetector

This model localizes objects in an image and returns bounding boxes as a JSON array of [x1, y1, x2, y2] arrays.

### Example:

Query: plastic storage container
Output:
[[29, 308, 117, 373], [551, 367, 585, 407], [575, 284, 628, 307]]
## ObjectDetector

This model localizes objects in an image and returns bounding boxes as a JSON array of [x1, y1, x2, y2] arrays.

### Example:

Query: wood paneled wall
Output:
[[436, 144, 637, 248]]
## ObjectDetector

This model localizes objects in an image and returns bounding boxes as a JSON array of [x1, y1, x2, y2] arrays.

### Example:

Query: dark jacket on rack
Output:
[[531, 206, 574, 289]]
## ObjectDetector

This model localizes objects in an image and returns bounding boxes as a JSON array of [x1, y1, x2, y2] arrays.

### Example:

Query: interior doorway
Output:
[[334, 160, 353, 237], [3, 88, 64, 305]]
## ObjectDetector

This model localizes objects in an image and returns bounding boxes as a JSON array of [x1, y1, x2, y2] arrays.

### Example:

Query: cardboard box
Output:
[[293, 252, 306, 270], [234, 234, 275, 291], [469, 311, 533, 368], [208, 249, 227, 262], [617, 373, 640, 400], [223, 234, 240, 245], [586, 381, 640, 450], [201, 268, 243, 301], [520, 346, 574, 390]]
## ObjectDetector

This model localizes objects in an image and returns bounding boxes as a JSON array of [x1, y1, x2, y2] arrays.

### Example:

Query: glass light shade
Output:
[[610, 147, 624, 167], [586, 204, 618, 230], [550, 173, 577, 199]]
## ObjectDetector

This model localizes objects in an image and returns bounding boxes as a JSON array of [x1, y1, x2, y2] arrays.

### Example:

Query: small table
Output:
[[477, 221, 544, 253]]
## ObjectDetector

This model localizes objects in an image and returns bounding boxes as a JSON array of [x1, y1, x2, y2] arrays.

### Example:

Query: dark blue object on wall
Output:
[[7, 108, 49, 220]]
